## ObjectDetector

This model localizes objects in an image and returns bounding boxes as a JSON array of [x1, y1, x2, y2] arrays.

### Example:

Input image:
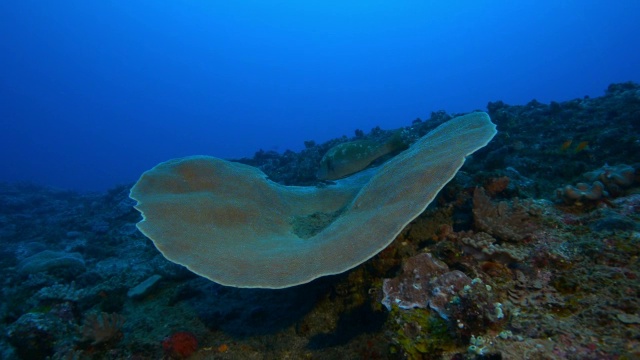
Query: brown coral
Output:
[[472, 187, 537, 242], [484, 176, 510, 196]]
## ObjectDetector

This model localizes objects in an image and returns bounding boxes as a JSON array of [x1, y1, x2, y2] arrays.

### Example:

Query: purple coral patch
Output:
[[382, 253, 471, 319]]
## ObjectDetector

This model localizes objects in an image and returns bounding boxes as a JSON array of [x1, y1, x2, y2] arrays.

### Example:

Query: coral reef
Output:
[[0, 82, 639, 359]]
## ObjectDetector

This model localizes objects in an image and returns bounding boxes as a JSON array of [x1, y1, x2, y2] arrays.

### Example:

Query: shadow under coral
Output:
[[183, 275, 341, 337]]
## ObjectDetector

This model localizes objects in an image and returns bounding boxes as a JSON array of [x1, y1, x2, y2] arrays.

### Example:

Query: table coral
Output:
[[130, 113, 497, 288]]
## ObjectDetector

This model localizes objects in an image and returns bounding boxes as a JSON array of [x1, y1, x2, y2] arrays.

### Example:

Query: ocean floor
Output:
[[1, 82, 640, 359]]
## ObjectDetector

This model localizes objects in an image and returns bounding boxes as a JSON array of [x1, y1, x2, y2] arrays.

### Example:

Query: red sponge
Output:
[[162, 331, 198, 359]]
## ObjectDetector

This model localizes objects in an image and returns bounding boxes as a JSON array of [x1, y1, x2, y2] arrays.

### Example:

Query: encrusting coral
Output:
[[381, 253, 468, 313], [472, 187, 538, 242]]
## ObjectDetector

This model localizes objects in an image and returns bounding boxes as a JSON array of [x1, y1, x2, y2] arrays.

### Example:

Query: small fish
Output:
[[574, 141, 589, 153], [317, 132, 406, 180], [560, 139, 573, 151]]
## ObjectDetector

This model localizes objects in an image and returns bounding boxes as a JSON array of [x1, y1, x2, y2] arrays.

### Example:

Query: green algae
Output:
[[387, 306, 455, 360]]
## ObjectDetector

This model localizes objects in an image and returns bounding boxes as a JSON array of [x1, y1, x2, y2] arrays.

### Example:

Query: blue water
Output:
[[1, 1, 639, 192]]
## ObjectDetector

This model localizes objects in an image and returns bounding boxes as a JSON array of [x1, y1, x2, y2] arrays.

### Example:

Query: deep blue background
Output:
[[1, 1, 639, 191]]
